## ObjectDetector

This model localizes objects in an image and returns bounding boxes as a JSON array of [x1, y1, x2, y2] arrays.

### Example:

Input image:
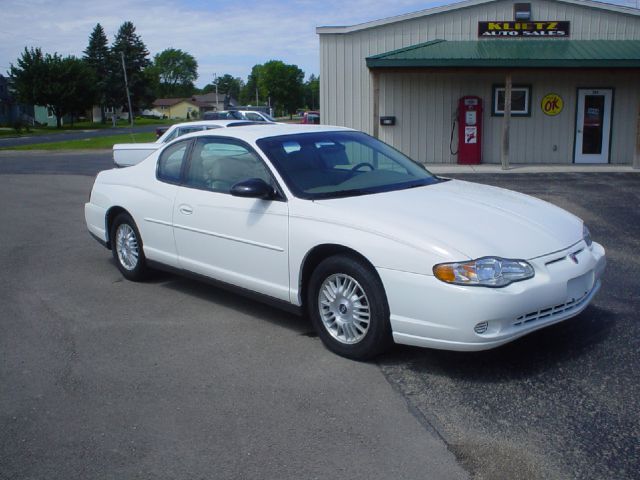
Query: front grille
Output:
[[513, 288, 592, 327], [544, 248, 584, 267]]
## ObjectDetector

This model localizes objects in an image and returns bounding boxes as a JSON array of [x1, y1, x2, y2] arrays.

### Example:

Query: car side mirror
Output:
[[230, 178, 276, 200]]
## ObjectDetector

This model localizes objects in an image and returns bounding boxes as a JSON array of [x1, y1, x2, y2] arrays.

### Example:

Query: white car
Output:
[[202, 110, 280, 123], [237, 110, 278, 123], [112, 120, 263, 167], [86, 125, 606, 359]]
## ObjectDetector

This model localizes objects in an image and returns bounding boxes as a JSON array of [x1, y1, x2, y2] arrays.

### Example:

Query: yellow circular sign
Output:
[[541, 93, 563, 116]]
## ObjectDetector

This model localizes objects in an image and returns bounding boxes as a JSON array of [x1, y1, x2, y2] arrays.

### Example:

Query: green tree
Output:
[[10, 48, 96, 128], [111, 21, 154, 112], [8, 47, 47, 106], [83, 23, 111, 123], [304, 74, 320, 110], [240, 64, 266, 106], [153, 48, 198, 97], [202, 74, 243, 100], [254, 60, 304, 116]]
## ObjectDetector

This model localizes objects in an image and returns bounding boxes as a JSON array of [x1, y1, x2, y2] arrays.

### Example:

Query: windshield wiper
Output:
[[312, 188, 376, 199]]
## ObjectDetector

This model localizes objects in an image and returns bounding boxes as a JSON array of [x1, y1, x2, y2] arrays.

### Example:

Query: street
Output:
[[0, 125, 158, 149], [0, 150, 638, 479]]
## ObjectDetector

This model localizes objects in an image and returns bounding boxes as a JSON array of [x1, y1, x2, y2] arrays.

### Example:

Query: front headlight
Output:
[[583, 224, 593, 247], [433, 257, 535, 287]]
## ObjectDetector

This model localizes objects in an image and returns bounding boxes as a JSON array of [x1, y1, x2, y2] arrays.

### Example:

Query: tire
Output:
[[110, 212, 148, 281], [308, 254, 392, 360]]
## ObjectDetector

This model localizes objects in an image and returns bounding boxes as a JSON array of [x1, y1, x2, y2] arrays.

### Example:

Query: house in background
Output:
[[0, 74, 34, 125], [191, 92, 237, 113], [149, 98, 200, 119], [34, 106, 59, 127], [90, 106, 127, 123], [144, 94, 239, 120]]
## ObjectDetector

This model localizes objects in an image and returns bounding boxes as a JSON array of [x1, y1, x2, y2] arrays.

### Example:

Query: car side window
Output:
[[184, 137, 273, 193], [245, 112, 263, 122], [157, 140, 190, 184]]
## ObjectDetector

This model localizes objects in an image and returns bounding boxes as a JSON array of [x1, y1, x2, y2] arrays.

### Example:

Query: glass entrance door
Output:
[[574, 89, 613, 164]]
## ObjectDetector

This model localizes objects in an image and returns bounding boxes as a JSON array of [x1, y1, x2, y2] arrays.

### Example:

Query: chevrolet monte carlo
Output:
[[85, 125, 606, 359]]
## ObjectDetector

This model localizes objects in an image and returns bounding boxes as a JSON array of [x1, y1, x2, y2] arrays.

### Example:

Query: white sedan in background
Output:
[[86, 125, 606, 359], [112, 119, 267, 167]]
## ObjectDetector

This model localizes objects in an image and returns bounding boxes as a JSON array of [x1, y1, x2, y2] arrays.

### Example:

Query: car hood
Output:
[[306, 179, 583, 261]]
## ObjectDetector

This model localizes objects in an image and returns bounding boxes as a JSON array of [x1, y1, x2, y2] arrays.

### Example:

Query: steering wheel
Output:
[[350, 162, 375, 173]]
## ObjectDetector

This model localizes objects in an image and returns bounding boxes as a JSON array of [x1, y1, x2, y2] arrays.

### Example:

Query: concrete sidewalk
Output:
[[425, 163, 639, 174]]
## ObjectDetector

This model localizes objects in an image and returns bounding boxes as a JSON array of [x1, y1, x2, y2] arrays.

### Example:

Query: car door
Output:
[[139, 138, 192, 268], [172, 136, 290, 301]]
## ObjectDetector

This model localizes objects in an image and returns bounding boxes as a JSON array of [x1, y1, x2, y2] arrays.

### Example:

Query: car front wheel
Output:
[[308, 254, 391, 360], [110, 212, 148, 281]]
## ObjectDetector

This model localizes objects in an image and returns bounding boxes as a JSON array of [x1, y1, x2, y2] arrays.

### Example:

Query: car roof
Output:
[[176, 124, 354, 143], [170, 119, 252, 128]]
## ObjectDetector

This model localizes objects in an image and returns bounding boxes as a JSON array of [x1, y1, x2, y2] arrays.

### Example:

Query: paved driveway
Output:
[[380, 172, 640, 479], [0, 150, 638, 479], [0, 156, 467, 479]]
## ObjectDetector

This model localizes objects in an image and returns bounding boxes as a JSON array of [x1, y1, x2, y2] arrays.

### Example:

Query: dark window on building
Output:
[[492, 85, 531, 116]]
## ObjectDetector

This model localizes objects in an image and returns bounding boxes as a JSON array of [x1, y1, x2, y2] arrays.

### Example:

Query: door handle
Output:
[[179, 205, 193, 215]]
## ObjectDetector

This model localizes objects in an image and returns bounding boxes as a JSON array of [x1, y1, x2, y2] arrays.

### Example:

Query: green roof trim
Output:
[[366, 40, 640, 68]]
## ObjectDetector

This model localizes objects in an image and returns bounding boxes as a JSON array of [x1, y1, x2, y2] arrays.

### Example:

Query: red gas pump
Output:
[[457, 96, 482, 165]]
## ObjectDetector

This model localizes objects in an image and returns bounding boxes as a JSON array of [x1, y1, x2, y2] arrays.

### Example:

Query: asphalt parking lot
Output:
[[0, 151, 638, 479]]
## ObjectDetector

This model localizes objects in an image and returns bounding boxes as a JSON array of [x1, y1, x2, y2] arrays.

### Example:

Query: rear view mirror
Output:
[[230, 178, 276, 200]]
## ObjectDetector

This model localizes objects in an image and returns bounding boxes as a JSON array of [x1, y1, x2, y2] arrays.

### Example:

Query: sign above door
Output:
[[478, 21, 570, 37]]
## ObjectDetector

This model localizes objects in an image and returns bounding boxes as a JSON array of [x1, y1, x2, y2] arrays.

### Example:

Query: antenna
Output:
[[120, 52, 134, 128]]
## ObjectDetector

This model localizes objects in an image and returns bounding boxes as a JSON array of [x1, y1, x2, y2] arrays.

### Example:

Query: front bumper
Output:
[[378, 241, 606, 351]]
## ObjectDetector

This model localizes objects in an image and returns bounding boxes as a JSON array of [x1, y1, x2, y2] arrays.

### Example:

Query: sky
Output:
[[0, 0, 638, 87]]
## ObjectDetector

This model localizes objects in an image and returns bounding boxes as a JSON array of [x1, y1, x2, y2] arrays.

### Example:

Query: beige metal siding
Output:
[[378, 70, 640, 164], [319, 0, 640, 164]]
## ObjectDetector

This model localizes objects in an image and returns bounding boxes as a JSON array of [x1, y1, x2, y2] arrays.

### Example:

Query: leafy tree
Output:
[[202, 74, 243, 100], [251, 60, 304, 116], [240, 64, 267, 106], [8, 47, 47, 106], [111, 21, 154, 112], [83, 23, 111, 123], [10, 48, 96, 127], [303, 74, 320, 110], [153, 48, 198, 97]]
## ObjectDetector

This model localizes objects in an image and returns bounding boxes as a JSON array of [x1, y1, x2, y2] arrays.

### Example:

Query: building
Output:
[[318, 0, 640, 167], [151, 98, 201, 119], [191, 92, 237, 113], [0, 74, 34, 126]]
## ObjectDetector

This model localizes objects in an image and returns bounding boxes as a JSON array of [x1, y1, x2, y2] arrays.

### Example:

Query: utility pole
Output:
[[120, 52, 134, 128], [212, 73, 219, 110]]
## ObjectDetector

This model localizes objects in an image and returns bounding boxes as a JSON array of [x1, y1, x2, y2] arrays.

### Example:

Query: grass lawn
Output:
[[1, 132, 157, 150], [70, 118, 178, 129], [0, 118, 177, 138]]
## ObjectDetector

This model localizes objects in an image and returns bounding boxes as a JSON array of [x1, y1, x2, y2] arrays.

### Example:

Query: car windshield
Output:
[[257, 131, 440, 199]]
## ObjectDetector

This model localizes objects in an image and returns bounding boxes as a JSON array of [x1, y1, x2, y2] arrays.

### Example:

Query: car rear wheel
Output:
[[308, 254, 391, 360], [110, 212, 148, 281]]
